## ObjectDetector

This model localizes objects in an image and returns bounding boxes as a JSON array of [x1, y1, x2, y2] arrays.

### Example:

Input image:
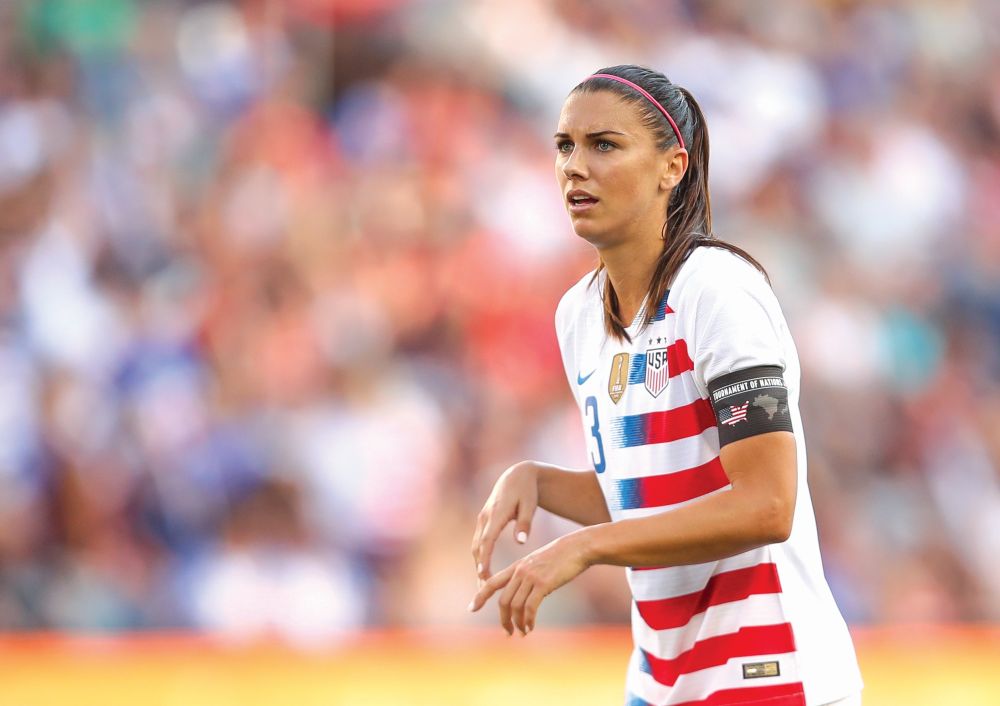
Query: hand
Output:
[[471, 461, 539, 582], [468, 531, 591, 636]]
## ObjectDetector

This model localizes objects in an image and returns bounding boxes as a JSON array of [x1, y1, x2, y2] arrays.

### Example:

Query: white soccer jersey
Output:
[[555, 246, 862, 706]]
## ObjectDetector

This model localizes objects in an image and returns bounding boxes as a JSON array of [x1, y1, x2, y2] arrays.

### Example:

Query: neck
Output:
[[599, 229, 664, 327]]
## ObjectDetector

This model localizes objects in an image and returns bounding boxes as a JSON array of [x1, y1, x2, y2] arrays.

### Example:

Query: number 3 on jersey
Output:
[[584, 395, 606, 473]]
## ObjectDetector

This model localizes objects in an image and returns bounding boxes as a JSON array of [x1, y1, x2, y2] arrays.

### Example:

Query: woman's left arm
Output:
[[469, 430, 796, 634], [581, 430, 796, 568]]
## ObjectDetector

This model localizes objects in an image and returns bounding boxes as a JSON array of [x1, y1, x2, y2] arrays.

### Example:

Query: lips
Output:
[[567, 189, 599, 214]]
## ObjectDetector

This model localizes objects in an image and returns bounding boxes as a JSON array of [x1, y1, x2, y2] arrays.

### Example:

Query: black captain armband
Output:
[[707, 365, 794, 446]]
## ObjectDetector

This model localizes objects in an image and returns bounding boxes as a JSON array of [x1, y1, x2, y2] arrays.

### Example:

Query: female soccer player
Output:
[[468, 66, 863, 706]]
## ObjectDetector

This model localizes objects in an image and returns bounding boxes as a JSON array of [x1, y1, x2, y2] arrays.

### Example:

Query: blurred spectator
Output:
[[0, 0, 998, 639]]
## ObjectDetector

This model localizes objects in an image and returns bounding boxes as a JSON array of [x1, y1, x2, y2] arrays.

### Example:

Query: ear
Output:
[[658, 148, 689, 192]]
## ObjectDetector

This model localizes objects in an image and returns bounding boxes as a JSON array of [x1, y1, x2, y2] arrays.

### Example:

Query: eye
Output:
[[596, 140, 615, 152], [555, 140, 573, 153]]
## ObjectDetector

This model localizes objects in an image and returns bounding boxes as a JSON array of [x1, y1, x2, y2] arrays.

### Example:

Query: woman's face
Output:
[[554, 89, 677, 248]]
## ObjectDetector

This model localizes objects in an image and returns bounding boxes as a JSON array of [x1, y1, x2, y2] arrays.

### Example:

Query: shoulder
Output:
[[674, 246, 791, 386], [675, 245, 771, 295], [555, 268, 601, 340], [671, 245, 775, 315]]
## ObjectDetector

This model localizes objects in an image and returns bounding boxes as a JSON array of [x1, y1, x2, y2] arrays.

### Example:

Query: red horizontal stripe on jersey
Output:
[[641, 456, 729, 509], [612, 398, 716, 449], [641, 623, 797, 687], [669, 338, 694, 376], [636, 563, 783, 630], [647, 398, 716, 444], [673, 682, 806, 706]]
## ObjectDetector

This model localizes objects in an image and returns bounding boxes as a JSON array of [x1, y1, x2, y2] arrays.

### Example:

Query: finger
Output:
[[497, 572, 524, 636], [523, 585, 545, 633], [513, 498, 533, 545], [469, 562, 515, 613], [478, 517, 507, 578], [510, 578, 535, 635], [471, 512, 487, 575], [470, 513, 483, 566]]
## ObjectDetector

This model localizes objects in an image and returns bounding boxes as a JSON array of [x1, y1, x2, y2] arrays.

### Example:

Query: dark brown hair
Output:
[[573, 65, 768, 342]]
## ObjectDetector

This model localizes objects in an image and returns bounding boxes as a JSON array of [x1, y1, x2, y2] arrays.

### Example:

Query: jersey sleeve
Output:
[[685, 258, 788, 392], [553, 271, 600, 406], [554, 283, 580, 399]]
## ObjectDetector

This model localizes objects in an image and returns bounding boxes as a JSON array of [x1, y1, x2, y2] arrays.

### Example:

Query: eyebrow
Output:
[[553, 130, 626, 139]]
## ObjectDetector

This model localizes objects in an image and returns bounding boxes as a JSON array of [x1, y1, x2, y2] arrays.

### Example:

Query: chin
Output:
[[570, 218, 611, 248]]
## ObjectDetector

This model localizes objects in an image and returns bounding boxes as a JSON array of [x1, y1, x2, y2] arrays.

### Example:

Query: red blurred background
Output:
[[0, 0, 998, 702]]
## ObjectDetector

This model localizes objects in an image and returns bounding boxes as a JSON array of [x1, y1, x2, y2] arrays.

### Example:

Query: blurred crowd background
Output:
[[0, 0, 998, 643]]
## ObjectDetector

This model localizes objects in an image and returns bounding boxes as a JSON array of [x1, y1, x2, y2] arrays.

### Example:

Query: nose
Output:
[[559, 145, 587, 182]]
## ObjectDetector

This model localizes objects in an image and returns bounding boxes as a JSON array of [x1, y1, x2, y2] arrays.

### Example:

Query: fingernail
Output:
[[467, 600, 475, 612], [477, 563, 483, 574], [516, 531, 527, 544]]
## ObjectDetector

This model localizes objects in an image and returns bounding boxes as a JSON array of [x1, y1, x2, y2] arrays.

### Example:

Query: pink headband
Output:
[[587, 73, 685, 150]]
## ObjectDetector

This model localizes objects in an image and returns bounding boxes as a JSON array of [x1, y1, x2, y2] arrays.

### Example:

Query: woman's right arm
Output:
[[536, 462, 611, 527], [472, 461, 610, 581]]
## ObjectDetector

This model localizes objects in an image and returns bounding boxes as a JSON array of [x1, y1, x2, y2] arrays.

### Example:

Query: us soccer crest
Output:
[[644, 346, 670, 397], [608, 352, 629, 404]]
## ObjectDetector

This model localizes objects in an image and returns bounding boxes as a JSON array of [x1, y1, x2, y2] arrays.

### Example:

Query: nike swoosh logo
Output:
[[577, 369, 596, 385]]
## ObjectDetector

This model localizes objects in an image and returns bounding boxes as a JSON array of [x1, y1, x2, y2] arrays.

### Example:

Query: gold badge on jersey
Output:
[[608, 352, 630, 404], [742, 661, 780, 679]]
